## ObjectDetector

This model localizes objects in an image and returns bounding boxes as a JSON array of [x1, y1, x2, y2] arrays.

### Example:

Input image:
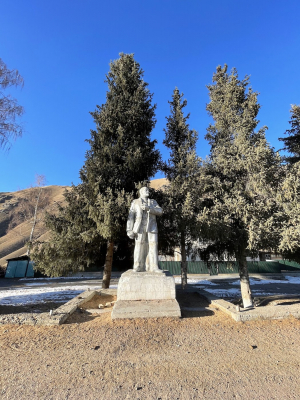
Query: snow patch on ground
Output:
[[3, 275, 300, 306], [202, 287, 281, 298], [24, 282, 49, 286], [286, 276, 300, 284], [228, 276, 300, 286], [0, 285, 102, 306], [19, 276, 100, 281], [203, 288, 241, 297], [23, 281, 91, 286], [174, 278, 217, 285], [251, 291, 278, 296], [229, 278, 283, 286]]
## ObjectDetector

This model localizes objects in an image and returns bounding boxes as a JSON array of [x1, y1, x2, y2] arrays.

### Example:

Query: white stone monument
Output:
[[111, 187, 181, 319]]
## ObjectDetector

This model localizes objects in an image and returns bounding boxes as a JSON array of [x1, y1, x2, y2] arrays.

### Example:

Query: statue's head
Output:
[[139, 187, 149, 198]]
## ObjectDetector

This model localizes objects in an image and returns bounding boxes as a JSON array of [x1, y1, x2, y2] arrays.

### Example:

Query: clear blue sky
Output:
[[1, 0, 300, 192]]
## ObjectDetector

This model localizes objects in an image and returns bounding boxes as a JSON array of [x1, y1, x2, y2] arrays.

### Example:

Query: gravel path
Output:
[[0, 292, 299, 399]]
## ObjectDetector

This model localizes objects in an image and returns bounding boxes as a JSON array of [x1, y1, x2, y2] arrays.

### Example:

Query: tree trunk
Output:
[[102, 240, 114, 289], [27, 186, 42, 256], [181, 232, 187, 289], [236, 248, 253, 308]]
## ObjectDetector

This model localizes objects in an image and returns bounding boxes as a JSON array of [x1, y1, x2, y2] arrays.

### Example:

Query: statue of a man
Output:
[[127, 187, 163, 272]]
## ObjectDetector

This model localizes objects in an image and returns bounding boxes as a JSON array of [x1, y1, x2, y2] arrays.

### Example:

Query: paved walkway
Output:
[[0, 273, 120, 291], [1, 272, 299, 301], [187, 273, 300, 297]]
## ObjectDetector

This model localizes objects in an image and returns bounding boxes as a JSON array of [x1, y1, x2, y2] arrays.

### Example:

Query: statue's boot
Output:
[[149, 266, 162, 272], [133, 266, 144, 272]]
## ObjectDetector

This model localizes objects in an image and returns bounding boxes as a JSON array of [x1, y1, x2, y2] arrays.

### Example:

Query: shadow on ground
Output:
[[176, 290, 215, 319], [65, 309, 99, 324], [255, 296, 300, 307], [0, 301, 64, 315]]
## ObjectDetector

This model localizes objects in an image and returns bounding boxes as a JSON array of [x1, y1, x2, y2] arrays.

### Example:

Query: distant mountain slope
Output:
[[0, 185, 68, 267], [0, 179, 168, 268], [150, 178, 168, 190]]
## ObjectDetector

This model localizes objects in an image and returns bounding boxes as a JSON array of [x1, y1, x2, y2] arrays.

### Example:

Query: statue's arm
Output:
[[149, 200, 163, 216], [127, 202, 135, 233]]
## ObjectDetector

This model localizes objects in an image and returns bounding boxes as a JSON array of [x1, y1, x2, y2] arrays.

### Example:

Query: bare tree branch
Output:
[[7, 175, 50, 254], [0, 58, 24, 150]]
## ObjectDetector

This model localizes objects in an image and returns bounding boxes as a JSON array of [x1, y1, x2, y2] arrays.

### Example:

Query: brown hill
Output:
[[149, 178, 168, 190], [0, 185, 68, 267], [0, 179, 168, 268]]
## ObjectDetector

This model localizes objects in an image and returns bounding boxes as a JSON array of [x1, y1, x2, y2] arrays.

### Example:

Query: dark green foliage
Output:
[[32, 185, 104, 277], [32, 54, 160, 279], [160, 88, 204, 288], [279, 105, 300, 164], [80, 53, 160, 286], [81, 53, 160, 194]]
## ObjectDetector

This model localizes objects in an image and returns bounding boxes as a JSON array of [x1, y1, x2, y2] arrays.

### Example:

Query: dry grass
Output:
[[0, 185, 68, 267]]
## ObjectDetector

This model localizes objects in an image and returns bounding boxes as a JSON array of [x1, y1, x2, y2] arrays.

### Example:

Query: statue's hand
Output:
[[127, 230, 136, 239], [141, 204, 150, 211]]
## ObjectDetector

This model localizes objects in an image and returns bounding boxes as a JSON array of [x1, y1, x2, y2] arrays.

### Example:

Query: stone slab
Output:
[[117, 269, 176, 301], [0, 290, 97, 326], [195, 288, 300, 322], [111, 299, 181, 319], [85, 308, 112, 314], [43, 289, 97, 325], [99, 288, 117, 296]]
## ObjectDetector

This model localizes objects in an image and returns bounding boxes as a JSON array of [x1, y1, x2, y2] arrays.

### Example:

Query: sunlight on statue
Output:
[[127, 187, 163, 272]]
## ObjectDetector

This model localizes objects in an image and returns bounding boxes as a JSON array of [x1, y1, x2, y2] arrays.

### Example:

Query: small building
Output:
[[4, 256, 34, 278]]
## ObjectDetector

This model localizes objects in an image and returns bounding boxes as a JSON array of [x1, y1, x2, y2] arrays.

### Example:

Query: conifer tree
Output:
[[81, 53, 160, 287], [33, 54, 160, 287], [161, 88, 203, 288], [275, 106, 300, 262], [279, 105, 300, 164], [277, 161, 300, 263], [276, 105, 300, 262], [200, 65, 281, 307], [32, 184, 105, 276]]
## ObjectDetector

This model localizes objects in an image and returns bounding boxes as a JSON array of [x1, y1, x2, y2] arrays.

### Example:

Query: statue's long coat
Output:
[[127, 198, 163, 235]]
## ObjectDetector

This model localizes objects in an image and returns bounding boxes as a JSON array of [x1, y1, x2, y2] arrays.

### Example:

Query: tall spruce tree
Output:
[[33, 54, 160, 287], [161, 88, 203, 288], [32, 184, 106, 276], [200, 65, 281, 307], [279, 105, 300, 164]]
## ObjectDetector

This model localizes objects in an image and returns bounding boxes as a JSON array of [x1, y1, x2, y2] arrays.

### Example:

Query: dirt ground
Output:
[[80, 293, 117, 310], [0, 292, 300, 400]]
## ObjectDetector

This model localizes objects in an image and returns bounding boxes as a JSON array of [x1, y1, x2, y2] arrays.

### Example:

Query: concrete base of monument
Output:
[[116, 269, 177, 301], [111, 269, 181, 319], [112, 299, 181, 319]]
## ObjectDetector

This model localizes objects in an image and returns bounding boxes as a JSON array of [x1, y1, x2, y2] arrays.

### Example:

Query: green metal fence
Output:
[[278, 260, 300, 271], [5, 259, 35, 278], [158, 260, 300, 275]]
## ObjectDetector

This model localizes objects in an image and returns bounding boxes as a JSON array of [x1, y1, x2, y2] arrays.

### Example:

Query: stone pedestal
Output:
[[112, 270, 181, 319]]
